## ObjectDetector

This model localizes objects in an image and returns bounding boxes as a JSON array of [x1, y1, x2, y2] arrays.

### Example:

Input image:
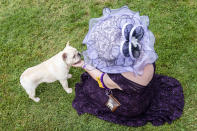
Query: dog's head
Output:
[[62, 41, 81, 66]]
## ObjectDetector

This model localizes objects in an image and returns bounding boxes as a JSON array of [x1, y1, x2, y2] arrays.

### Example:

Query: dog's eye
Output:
[[73, 55, 76, 58]]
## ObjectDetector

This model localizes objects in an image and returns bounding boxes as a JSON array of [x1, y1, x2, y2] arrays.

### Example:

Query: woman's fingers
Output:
[[72, 60, 84, 68]]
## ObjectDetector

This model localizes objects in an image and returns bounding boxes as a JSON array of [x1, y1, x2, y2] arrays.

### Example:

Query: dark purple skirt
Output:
[[72, 71, 184, 127]]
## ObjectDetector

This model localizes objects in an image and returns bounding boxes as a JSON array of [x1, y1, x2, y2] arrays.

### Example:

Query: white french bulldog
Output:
[[20, 42, 81, 102]]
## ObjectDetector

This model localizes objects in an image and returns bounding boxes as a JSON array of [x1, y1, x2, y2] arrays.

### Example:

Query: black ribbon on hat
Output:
[[121, 24, 144, 59]]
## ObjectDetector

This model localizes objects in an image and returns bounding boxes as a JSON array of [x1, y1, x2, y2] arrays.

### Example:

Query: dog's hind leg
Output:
[[59, 79, 72, 93], [20, 79, 40, 102], [26, 87, 40, 102]]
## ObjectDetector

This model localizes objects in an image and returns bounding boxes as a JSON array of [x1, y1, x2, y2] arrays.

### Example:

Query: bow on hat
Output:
[[120, 23, 144, 60]]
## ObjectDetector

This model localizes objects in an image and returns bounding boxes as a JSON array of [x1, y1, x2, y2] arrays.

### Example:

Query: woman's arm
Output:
[[121, 64, 154, 86], [72, 60, 122, 90], [72, 60, 154, 89]]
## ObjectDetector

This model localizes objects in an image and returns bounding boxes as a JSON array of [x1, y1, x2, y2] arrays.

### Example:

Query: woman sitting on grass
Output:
[[72, 6, 184, 127]]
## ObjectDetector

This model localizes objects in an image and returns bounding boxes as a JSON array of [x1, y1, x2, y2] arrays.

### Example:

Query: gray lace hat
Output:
[[83, 6, 158, 75]]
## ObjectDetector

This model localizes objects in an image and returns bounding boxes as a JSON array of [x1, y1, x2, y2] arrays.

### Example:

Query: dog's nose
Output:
[[78, 52, 81, 57]]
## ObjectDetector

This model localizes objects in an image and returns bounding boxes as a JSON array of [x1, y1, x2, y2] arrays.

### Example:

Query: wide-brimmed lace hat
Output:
[[82, 6, 158, 75]]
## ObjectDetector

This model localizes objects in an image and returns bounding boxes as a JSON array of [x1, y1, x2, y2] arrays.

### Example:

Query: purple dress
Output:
[[72, 64, 184, 126]]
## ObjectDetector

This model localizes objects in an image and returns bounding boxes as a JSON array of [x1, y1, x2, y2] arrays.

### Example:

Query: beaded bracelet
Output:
[[82, 64, 86, 69], [96, 72, 108, 89], [101, 73, 108, 89]]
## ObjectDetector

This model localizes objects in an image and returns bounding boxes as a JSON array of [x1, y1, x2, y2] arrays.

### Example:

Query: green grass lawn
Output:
[[0, 0, 197, 130]]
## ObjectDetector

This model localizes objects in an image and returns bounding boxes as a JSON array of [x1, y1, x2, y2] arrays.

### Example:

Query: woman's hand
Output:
[[72, 60, 84, 68]]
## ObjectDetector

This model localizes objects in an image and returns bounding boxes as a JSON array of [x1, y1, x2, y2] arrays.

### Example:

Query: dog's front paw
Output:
[[65, 88, 72, 93], [67, 74, 72, 79]]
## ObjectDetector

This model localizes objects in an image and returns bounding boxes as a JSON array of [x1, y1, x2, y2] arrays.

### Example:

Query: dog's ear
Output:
[[62, 53, 67, 60], [66, 41, 70, 47]]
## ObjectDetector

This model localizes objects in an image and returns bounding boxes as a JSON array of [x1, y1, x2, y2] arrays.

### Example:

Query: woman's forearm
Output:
[[72, 60, 121, 90], [84, 68, 102, 81], [84, 68, 121, 90]]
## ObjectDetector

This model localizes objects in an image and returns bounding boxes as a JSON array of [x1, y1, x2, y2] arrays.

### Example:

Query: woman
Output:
[[72, 6, 184, 127]]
